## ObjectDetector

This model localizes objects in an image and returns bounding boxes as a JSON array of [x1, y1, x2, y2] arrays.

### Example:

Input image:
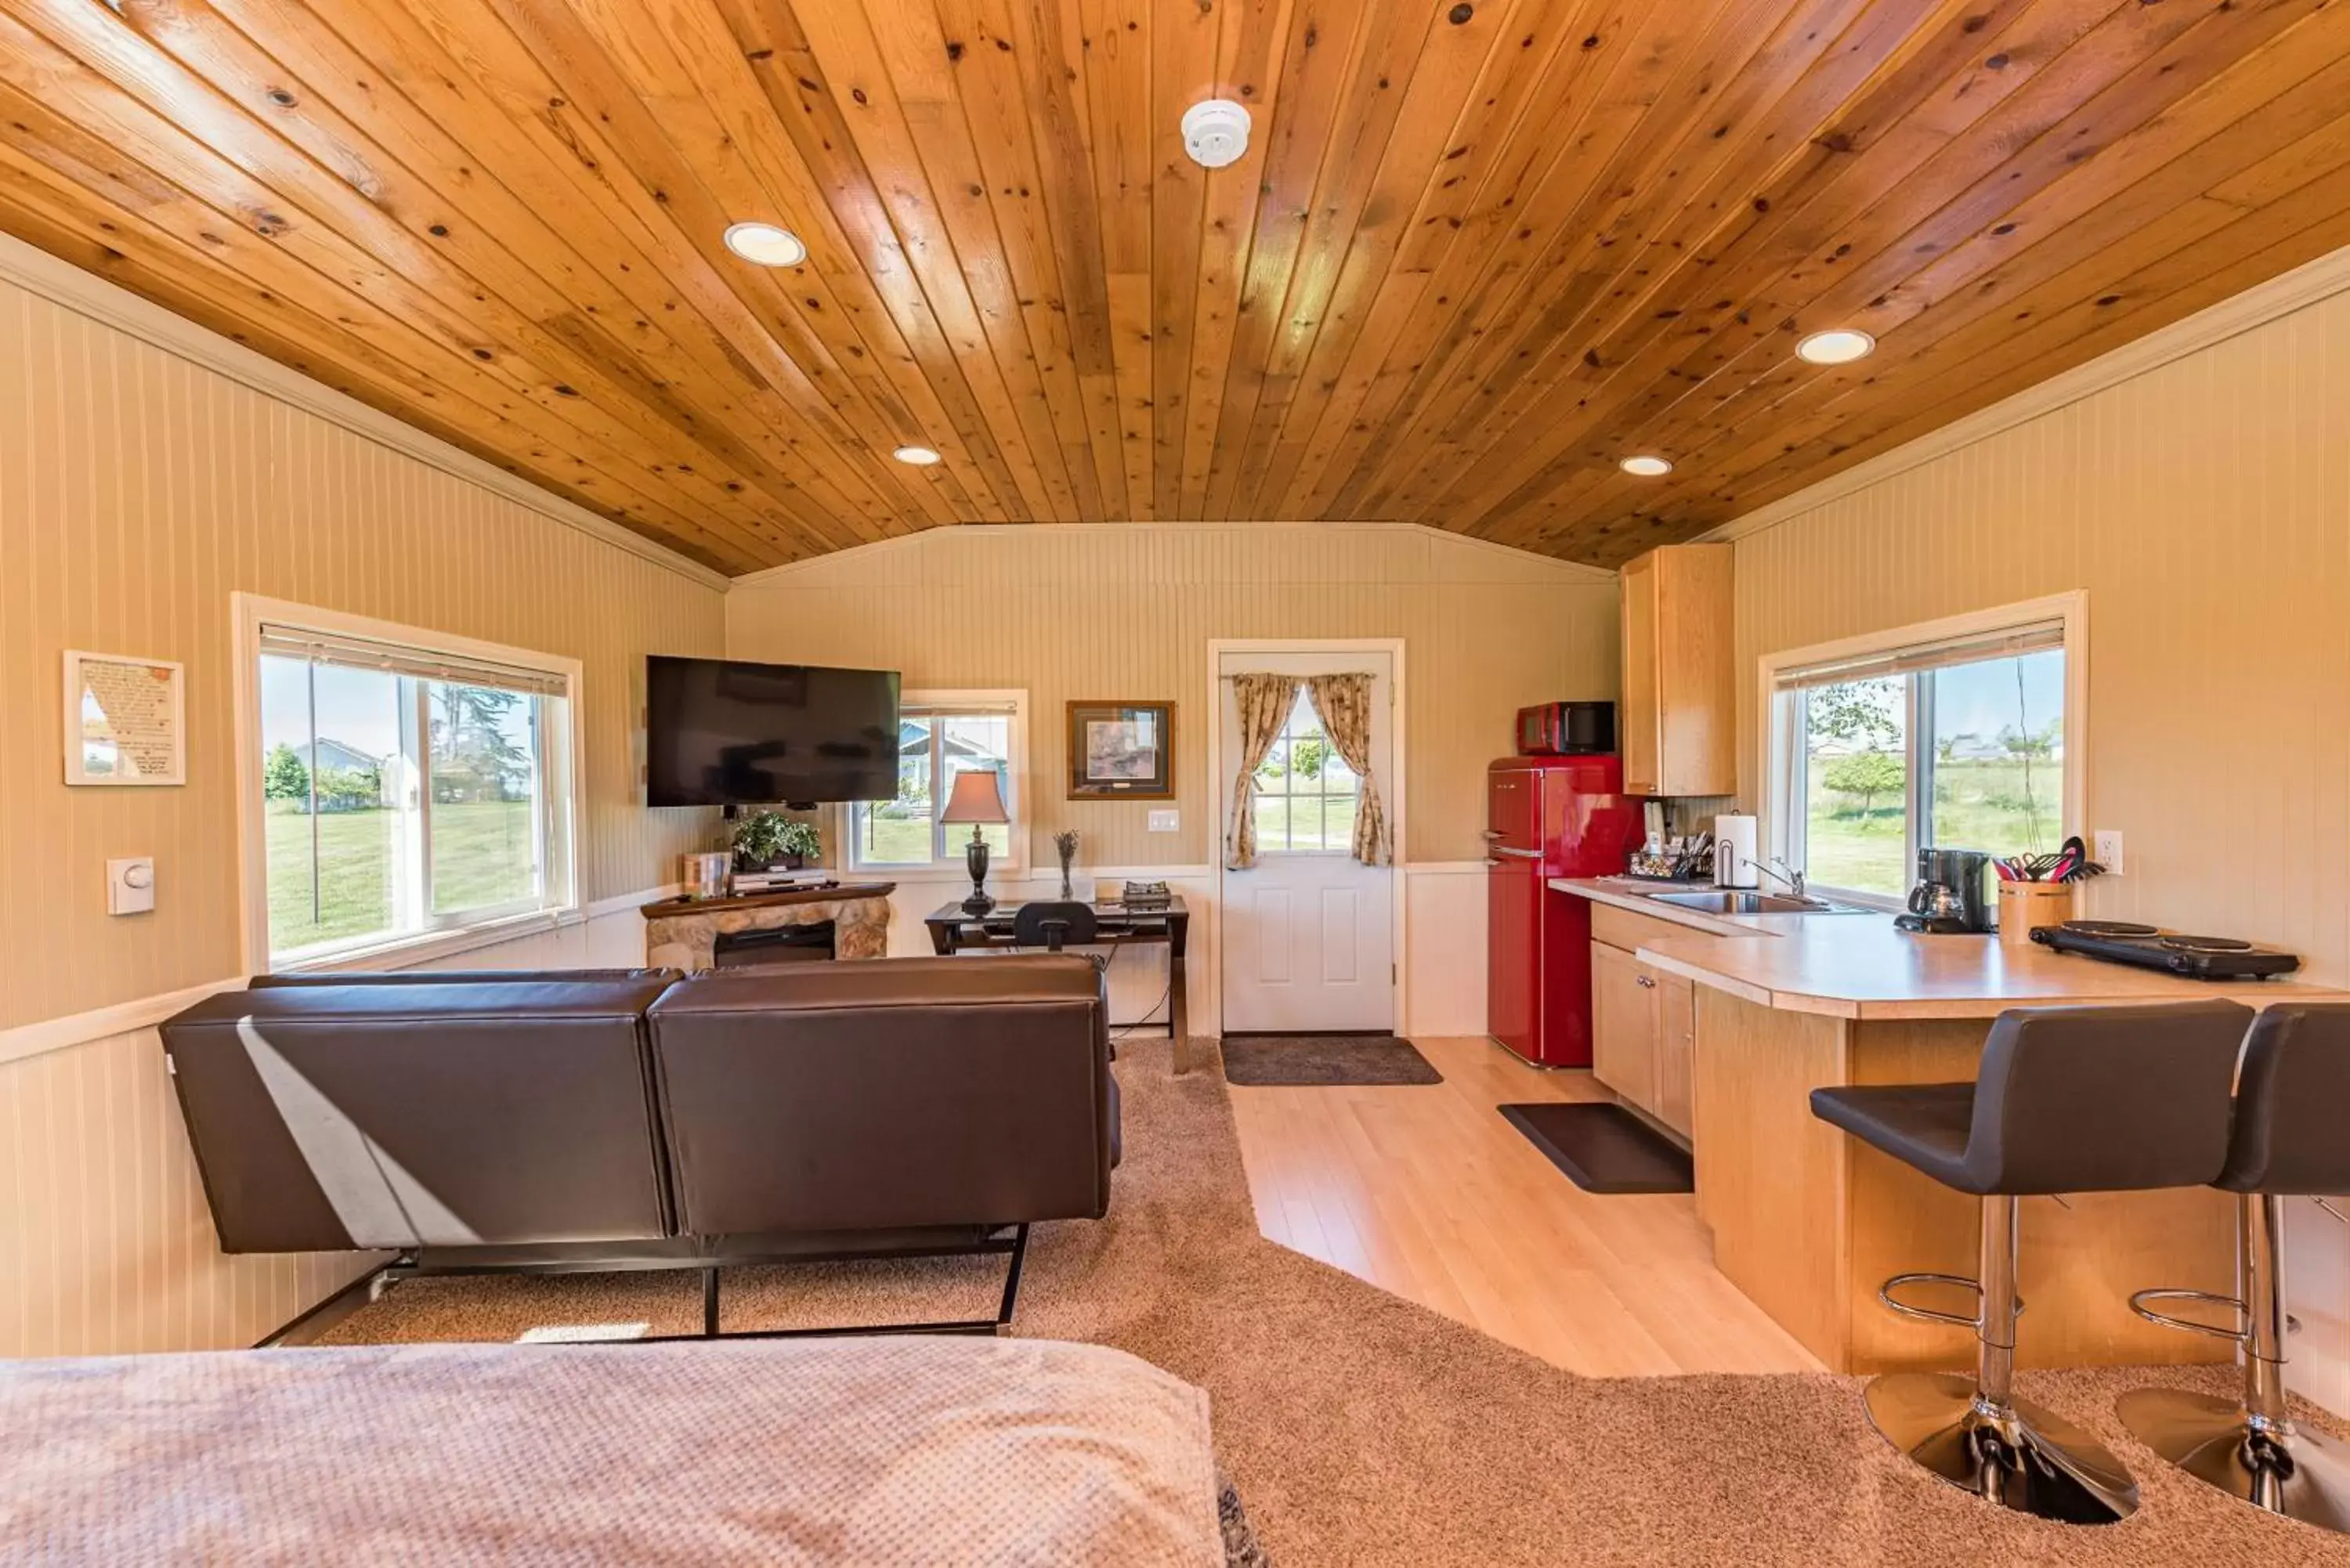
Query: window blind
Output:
[[257, 623, 571, 699], [1773, 619, 2065, 692], [901, 699, 1020, 718]]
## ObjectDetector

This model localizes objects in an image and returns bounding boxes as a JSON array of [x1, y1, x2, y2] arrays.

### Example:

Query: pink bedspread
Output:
[[0, 1335, 1223, 1565]]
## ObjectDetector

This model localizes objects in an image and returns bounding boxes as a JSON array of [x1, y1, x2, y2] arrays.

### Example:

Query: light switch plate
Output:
[[107, 856, 156, 915], [2093, 829, 2124, 876], [1147, 809, 1179, 833]]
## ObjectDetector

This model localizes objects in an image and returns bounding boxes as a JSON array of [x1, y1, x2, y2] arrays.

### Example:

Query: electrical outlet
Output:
[[1148, 809, 1179, 833], [2093, 829, 2124, 876]]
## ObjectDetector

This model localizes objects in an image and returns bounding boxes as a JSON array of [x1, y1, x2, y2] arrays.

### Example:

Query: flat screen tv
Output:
[[645, 656, 901, 807]]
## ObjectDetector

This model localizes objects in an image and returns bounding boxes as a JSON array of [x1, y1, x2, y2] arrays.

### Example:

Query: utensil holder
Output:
[[1998, 880, 2074, 948]]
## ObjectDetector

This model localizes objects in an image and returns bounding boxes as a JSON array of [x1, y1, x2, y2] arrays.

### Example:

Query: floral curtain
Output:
[[1224, 673, 1301, 870], [1303, 673, 1390, 866]]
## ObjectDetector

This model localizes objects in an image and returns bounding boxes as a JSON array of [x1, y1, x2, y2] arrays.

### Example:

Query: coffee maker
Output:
[[1894, 847, 1995, 934]]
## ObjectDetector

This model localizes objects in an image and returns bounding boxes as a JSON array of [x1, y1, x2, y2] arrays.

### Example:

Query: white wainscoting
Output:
[[880, 869, 1215, 1039], [1401, 862, 1488, 1040], [2, 864, 1499, 1364], [884, 864, 1487, 1043], [0, 894, 660, 1360]]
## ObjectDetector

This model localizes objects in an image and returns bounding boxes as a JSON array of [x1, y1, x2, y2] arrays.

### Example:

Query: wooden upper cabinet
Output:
[[1618, 544, 1735, 797]]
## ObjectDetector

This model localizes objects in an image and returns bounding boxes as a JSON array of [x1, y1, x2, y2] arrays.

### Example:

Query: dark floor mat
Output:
[[1220, 1035, 1442, 1086], [1498, 1102, 1694, 1194]]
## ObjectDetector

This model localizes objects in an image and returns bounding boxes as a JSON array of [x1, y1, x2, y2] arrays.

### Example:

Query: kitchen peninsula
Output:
[[1554, 879, 2342, 1375]]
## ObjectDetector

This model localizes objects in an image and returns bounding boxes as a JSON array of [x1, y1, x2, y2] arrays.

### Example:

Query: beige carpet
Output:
[[325, 1042, 2350, 1566]]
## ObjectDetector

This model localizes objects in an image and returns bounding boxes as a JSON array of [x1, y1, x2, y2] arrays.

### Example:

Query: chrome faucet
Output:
[[1756, 858, 1809, 900]]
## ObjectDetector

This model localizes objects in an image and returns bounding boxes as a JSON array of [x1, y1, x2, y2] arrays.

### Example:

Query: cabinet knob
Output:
[[1635, 974, 1657, 989]]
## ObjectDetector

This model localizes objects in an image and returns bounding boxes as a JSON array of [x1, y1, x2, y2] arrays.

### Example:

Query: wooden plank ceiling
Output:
[[5, 1, 2350, 574]]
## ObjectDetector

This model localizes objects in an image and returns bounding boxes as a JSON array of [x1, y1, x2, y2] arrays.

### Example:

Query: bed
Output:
[[0, 1335, 1256, 1565]]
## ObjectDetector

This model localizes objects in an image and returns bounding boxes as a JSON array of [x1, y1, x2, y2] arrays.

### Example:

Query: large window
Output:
[[240, 599, 579, 966], [1766, 600, 2080, 905], [1250, 688, 1361, 854], [849, 692, 1025, 871]]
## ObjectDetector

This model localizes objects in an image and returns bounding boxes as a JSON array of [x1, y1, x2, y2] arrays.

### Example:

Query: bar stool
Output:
[[1809, 999, 2252, 1524], [2119, 1002, 2350, 1535]]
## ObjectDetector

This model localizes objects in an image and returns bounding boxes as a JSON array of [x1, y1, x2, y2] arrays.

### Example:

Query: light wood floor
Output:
[[1224, 1035, 1823, 1378]]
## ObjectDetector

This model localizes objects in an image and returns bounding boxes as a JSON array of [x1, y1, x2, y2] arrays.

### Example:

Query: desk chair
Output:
[[1013, 901, 1099, 953]]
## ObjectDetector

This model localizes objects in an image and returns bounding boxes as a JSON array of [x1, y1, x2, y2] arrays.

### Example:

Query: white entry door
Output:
[[1218, 649, 1396, 1034]]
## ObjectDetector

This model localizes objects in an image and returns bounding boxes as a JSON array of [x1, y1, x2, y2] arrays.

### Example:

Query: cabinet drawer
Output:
[[1593, 901, 1731, 953]]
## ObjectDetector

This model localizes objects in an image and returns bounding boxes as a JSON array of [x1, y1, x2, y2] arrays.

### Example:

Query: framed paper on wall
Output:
[[64, 649, 186, 786], [1066, 701, 1174, 800]]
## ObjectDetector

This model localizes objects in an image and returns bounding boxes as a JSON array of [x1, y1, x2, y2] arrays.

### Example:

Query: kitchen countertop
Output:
[[1552, 876, 2343, 1020], [1552, 876, 1828, 938]]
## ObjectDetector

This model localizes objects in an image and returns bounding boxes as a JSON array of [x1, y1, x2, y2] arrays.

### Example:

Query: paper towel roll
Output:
[[1714, 814, 1759, 889]]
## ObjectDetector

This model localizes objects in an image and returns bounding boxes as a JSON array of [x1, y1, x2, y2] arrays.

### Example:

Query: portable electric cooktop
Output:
[[2030, 919, 2301, 980]]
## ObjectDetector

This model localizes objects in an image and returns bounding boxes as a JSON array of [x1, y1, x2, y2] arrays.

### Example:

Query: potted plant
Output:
[[732, 811, 822, 872]]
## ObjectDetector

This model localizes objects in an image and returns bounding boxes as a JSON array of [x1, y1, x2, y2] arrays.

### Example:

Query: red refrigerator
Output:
[[1485, 756, 1643, 1068]]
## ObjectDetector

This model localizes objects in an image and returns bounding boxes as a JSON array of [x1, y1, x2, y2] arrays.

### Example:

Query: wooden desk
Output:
[[924, 897, 1192, 1074]]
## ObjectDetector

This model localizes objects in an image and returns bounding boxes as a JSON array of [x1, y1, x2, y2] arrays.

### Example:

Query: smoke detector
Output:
[[1182, 99, 1252, 169]]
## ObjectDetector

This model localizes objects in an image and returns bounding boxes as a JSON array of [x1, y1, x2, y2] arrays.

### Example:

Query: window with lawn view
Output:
[[1252, 689, 1360, 854], [1773, 617, 2069, 904], [255, 619, 573, 961], [849, 696, 1021, 870]]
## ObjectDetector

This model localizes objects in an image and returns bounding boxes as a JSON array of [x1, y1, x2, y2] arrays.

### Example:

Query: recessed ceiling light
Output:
[[1181, 99, 1253, 168], [1795, 327, 1875, 365], [722, 222, 807, 267], [1619, 455, 1672, 477], [893, 445, 942, 466]]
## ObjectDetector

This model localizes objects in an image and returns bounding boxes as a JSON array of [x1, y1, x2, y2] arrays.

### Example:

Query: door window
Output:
[[1251, 691, 1359, 854]]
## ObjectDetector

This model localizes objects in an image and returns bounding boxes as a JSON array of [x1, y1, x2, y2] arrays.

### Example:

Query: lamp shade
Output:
[[939, 769, 1010, 825]]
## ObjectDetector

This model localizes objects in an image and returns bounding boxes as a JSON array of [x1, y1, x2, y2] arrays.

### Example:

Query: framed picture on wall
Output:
[[1066, 701, 1174, 800], [63, 650, 186, 786]]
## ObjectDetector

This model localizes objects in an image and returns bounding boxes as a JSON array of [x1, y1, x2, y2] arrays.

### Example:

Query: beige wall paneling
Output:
[[1730, 284, 2350, 982], [0, 248, 720, 1359], [1719, 267, 2350, 1411], [725, 523, 1621, 869], [0, 269, 728, 1035]]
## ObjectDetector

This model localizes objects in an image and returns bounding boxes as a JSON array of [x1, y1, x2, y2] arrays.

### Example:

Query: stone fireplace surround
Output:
[[640, 883, 895, 973]]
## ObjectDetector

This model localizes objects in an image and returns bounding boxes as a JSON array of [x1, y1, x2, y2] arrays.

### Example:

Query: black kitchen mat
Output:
[[1498, 1102, 1694, 1194], [1220, 1035, 1442, 1086]]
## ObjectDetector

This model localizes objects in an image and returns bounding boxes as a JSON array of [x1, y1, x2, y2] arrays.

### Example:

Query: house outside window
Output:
[[237, 596, 581, 967], [1764, 595, 2084, 906], [849, 691, 1026, 871]]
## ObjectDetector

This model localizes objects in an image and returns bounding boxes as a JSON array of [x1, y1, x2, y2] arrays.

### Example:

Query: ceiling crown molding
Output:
[[0, 230, 731, 594], [1701, 240, 2350, 548]]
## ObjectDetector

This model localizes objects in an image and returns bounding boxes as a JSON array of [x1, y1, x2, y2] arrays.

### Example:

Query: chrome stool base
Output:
[[1867, 1371, 2140, 1524], [2118, 1388, 2350, 1535]]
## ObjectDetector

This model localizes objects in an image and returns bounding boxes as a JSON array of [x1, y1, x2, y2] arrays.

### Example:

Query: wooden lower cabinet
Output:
[[1652, 972, 1695, 1136], [1690, 986, 2236, 1373], [1589, 941, 1694, 1139], [1591, 941, 1654, 1111]]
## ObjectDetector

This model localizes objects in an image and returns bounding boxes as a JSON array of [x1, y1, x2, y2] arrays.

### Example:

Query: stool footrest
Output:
[[1880, 1271, 1988, 1330], [2128, 1287, 2247, 1342]]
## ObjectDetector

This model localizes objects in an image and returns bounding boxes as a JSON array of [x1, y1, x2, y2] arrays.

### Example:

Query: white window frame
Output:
[[1759, 591, 2088, 911], [232, 593, 585, 973], [845, 688, 1029, 876]]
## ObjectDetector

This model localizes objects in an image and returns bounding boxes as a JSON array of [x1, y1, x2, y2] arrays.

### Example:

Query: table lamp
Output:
[[940, 770, 1010, 914]]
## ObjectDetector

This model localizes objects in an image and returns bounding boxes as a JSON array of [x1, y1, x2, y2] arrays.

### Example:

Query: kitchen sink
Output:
[[1647, 890, 1869, 916]]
